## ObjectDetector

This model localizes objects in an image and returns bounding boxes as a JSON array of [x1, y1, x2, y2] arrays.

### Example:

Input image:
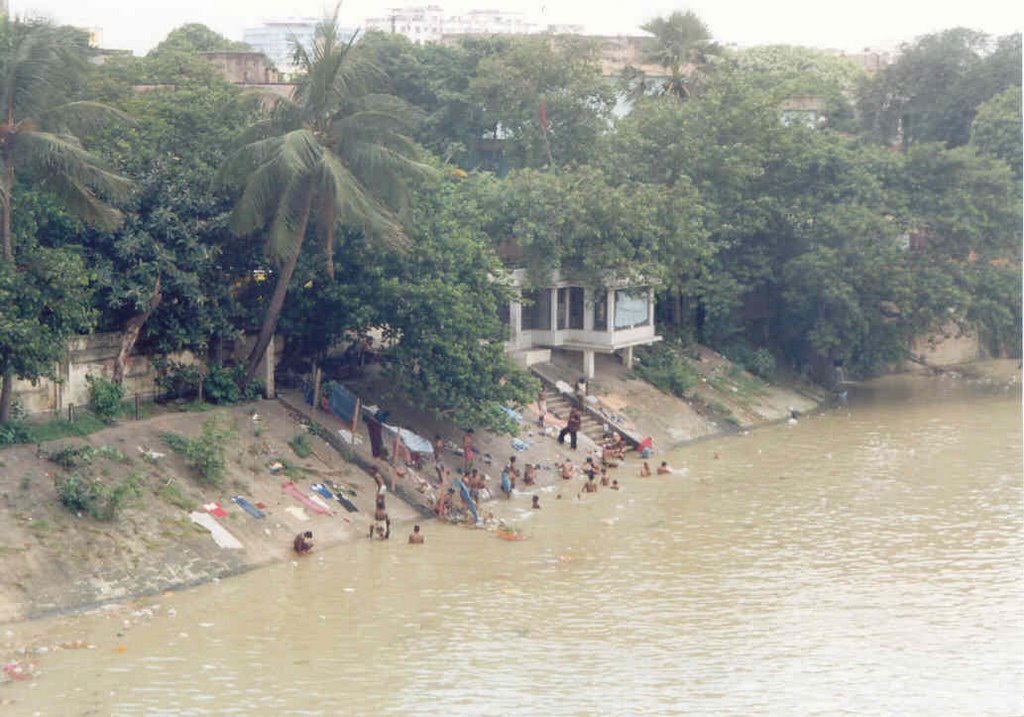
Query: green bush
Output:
[[750, 348, 776, 379], [204, 363, 264, 405], [288, 433, 313, 459], [86, 374, 125, 423], [55, 471, 141, 521], [160, 418, 233, 485], [0, 420, 31, 447], [154, 358, 203, 401], [631, 344, 698, 397]]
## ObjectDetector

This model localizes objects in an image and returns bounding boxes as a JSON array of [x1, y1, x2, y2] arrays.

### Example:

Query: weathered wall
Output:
[[9, 332, 281, 417], [910, 323, 981, 367], [9, 333, 200, 417]]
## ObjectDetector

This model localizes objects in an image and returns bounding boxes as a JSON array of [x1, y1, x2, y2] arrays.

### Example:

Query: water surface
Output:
[[5, 374, 1022, 716]]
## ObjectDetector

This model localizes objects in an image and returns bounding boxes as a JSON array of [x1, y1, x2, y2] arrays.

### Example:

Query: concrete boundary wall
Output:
[[8, 332, 280, 418]]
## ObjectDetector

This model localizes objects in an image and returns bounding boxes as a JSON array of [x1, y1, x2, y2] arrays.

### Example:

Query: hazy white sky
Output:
[[13, 0, 1023, 56]]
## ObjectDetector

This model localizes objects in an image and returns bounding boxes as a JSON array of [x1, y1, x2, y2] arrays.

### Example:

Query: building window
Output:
[[521, 289, 551, 331], [593, 291, 608, 331], [558, 287, 584, 330], [614, 290, 649, 329]]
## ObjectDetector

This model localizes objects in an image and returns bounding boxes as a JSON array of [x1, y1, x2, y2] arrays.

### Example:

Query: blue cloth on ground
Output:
[[232, 496, 265, 519], [511, 438, 530, 452]]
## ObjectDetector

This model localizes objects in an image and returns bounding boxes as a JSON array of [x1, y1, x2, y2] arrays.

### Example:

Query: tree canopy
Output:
[[1, 12, 1020, 430]]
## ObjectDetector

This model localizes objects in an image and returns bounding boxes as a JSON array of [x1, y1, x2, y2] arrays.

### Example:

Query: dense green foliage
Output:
[[0, 12, 1020, 436], [86, 374, 125, 421]]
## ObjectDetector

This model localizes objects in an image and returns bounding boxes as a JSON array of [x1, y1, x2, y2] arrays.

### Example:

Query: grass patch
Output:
[[628, 344, 699, 397], [159, 482, 197, 511], [47, 444, 126, 469], [21, 413, 108, 444]]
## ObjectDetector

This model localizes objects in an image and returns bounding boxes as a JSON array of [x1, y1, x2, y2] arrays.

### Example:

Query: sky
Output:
[[11, 0, 1023, 56]]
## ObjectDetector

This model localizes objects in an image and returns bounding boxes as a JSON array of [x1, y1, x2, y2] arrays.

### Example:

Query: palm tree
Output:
[[640, 11, 720, 100], [216, 8, 433, 385], [0, 18, 130, 421]]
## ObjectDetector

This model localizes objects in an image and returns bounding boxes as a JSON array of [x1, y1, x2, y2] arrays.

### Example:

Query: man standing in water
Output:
[[558, 404, 582, 450], [408, 525, 424, 544]]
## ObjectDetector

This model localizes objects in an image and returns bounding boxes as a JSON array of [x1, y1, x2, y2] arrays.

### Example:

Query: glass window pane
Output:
[[614, 291, 649, 329]]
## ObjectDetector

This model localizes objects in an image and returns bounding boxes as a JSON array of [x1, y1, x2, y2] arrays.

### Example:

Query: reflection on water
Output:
[[5, 374, 1023, 716]]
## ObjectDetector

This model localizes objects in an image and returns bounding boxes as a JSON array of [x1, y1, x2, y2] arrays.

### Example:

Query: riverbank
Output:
[[10, 348, 997, 628], [0, 347, 827, 627], [3, 366, 1020, 715]]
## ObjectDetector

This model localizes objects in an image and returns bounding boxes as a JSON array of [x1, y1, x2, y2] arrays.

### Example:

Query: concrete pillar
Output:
[[623, 345, 634, 370], [509, 298, 522, 344], [582, 349, 595, 379], [263, 336, 276, 398], [648, 287, 655, 327], [549, 287, 559, 340], [608, 289, 616, 337], [583, 287, 593, 331]]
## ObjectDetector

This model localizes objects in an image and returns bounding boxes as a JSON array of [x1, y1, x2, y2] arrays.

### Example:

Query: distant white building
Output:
[[244, 18, 357, 75], [363, 5, 560, 44], [446, 9, 538, 36], [364, 6, 446, 43], [244, 18, 317, 74]]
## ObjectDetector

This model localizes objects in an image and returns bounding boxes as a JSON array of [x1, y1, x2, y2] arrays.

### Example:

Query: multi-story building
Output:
[[363, 6, 568, 44], [364, 6, 446, 43], [243, 18, 355, 75]]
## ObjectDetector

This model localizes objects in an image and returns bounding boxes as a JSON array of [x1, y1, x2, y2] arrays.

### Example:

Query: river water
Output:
[[4, 373, 1022, 716]]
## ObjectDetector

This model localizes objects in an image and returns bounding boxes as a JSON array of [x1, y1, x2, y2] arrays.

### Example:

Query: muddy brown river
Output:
[[3, 373, 1022, 716]]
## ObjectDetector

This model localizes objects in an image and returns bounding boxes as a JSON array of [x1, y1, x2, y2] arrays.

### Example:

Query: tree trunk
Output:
[[113, 275, 162, 385], [244, 206, 312, 385], [0, 368, 13, 424], [2, 159, 13, 263], [672, 288, 683, 326]]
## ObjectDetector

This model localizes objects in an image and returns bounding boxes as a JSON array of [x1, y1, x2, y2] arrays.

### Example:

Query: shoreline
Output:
[[3, 358, 1015, 628]]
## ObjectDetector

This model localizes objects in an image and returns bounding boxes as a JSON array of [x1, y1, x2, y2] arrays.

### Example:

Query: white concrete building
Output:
[[364, 6, 446, 43], [505, 269, 661, 378], [363, 6, 550, 44], [244, 18, 355, 75]]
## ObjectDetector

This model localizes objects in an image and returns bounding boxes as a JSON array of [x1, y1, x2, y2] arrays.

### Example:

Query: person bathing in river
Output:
[[523, 463, 537, 487], [293, 531, 314, 555], [582, 475, 599, 493], [640, 462, 652, 477], [370, 518, 391, 540], [560, 458, 575, 480], [532, 495, 541, 510], [611, 479, 620, 491], [408, 525, 424, 544], [657, 461, 672, 475], [600, 467, 610, 487]]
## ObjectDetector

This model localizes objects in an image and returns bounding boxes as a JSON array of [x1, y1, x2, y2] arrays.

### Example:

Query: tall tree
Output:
[[857, 28, 1021, 149], [640, 11, 721, 100], [216, 8, 432, 385], [0, 17, 130, 421]]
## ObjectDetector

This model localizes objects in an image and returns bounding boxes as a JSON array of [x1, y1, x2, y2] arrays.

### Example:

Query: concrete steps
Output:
[[543, 391, 603, 444]]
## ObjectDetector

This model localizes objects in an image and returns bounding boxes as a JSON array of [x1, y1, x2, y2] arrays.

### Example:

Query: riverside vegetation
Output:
[[0, 13, 1019, 437]]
